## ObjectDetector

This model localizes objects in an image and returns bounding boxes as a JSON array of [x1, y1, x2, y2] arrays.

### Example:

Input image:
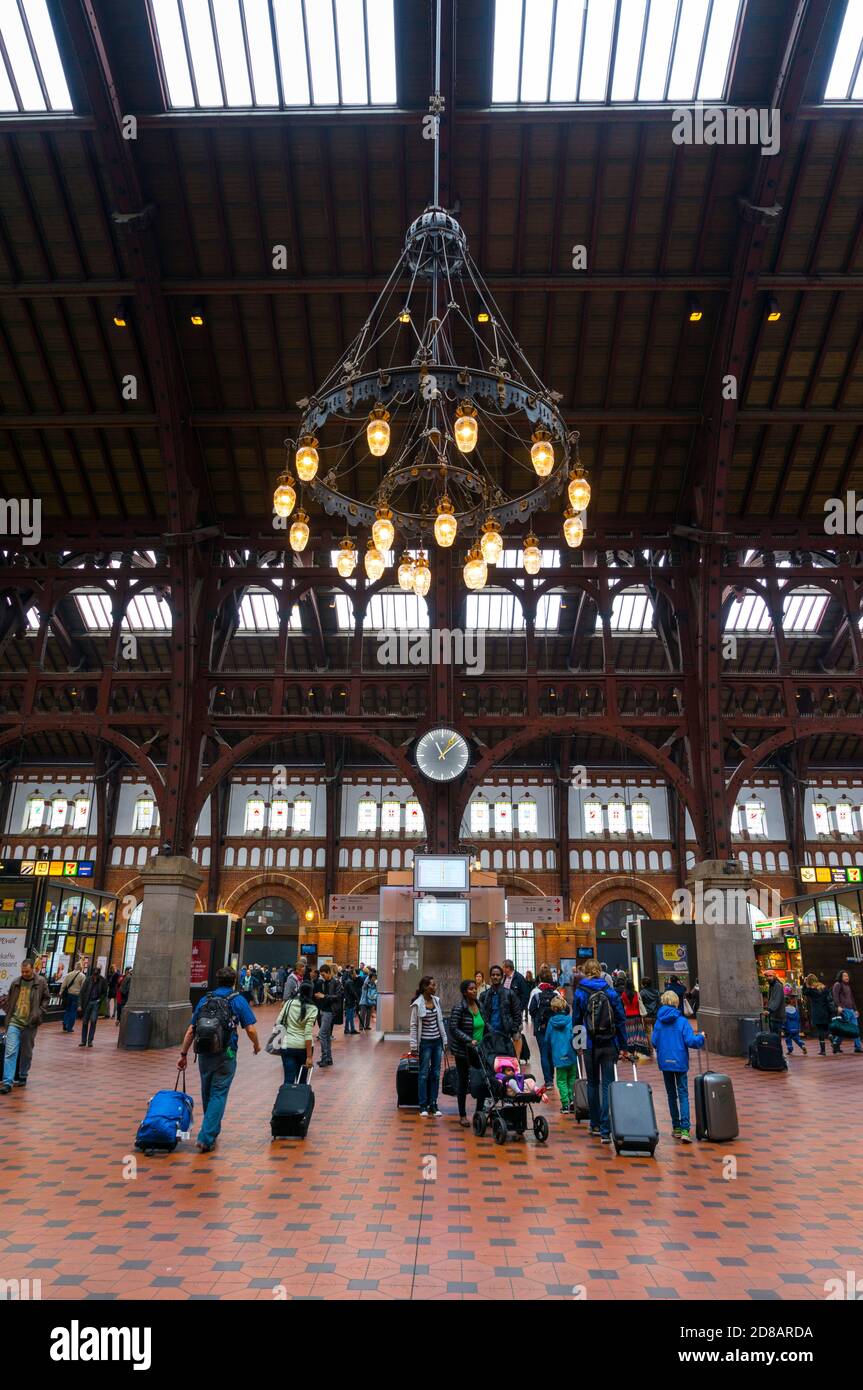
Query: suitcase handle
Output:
[[299, 1063, 314, 1086], [613, 1059, 640, 1082]]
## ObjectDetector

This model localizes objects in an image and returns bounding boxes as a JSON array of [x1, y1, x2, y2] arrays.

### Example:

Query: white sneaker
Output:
[[419, 1108, 430, 1117]]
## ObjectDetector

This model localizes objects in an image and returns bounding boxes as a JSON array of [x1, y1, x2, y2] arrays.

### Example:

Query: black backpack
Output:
[[584, 988, 617, 1045], [194, 991, 238, 1055], [532, 989, 557, 1034]]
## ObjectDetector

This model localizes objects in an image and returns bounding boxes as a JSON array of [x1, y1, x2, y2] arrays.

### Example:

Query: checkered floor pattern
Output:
[[1, 1009, 861, 1301]]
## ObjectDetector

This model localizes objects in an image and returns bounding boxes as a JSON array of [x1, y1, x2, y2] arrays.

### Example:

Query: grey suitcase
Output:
[[609, 1059, 658, 1156], [693, 1042, 739, 1142], [572, 1048, 590, 1122]]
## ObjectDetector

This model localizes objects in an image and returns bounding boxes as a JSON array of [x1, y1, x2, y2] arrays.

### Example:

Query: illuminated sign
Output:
[[0, 858, 93, 879], [800, 866, 862, 885]]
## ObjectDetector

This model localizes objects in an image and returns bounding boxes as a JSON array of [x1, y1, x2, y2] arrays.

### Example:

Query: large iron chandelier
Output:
[[272, 6, 590, 595]]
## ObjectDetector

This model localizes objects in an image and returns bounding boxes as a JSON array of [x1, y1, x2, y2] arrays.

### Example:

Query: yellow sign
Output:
[[48, 861, 63, 876], [34, 861, 50, 876], [64, 935, 76, 955], [83, 937, 95, 954], [2, 899, 14, 912], [20, 861, 34, 875]]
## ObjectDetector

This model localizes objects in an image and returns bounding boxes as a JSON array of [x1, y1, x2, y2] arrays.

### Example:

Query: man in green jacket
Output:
[[1, 960, 50, 1093]]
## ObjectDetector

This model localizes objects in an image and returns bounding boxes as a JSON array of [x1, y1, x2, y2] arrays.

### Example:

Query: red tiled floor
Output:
[[2, 1008, 862, 1301]]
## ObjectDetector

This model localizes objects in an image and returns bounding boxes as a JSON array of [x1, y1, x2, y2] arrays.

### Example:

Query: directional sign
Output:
[[506, 895, 564, 923], [328, 893, 380, 921]]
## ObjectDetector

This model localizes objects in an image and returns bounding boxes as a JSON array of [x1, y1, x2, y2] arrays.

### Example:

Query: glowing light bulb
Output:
[[522, 533, 541, 575], [454, 402, 478, 453], [336, 537, 357, 577], [372, 506, 395, 553], [568, 470, 591, 511], [295, 435, 319, 482], [367, 407, 390, 457], [480, 518, 503, 565], [463, 544, 488, 592], [434, 495, 457, 548], [272, 471, 297, 518], [397, 552, 415, 591], [364, 540, 385, 582], [289, 509, 310, 553], [530, 429, 554, 477], [563, 507, 584, 549], [412, 551, 431, 597]]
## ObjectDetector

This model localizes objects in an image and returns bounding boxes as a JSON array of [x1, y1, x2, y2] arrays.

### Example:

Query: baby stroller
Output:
[[468, 1032, 550, 1146]]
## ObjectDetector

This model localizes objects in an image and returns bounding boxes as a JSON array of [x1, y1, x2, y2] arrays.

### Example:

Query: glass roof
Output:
[[149, 0, 397, 109], [724, 589, 830, 635], [824, 0, 863, 99], [491, 0, 744, 105], [0, 0, 73, 113]]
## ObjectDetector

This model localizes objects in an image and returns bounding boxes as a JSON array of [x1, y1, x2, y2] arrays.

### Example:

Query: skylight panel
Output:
[[150, 0, 396, 109], [492, 0, 743, 104], [597, 588, 656, 633], [0, 0, 73, 113], [236, 589, 302, 633], [824, 0, 863, 99], [723, 589, 829, 635]]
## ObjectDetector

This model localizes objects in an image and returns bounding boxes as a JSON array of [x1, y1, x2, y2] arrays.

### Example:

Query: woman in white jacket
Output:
[[409, 976, 448, 1117]]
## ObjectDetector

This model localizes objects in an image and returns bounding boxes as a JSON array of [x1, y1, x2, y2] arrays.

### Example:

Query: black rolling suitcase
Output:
[[271, 1065, 315, 1138], [693, 1041, 739, 1142], [609, 1059, 659, 1156], [396, 1052, 420, 1107], [572, 1049, 590, 1122], [748, 1030, 787, 1071]]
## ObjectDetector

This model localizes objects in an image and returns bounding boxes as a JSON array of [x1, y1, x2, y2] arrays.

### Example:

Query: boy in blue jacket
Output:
[[547, 993, 578, 1114], [653, 989, 704, 1143]]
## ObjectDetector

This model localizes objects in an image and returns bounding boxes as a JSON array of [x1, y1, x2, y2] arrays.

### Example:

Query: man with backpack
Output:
[[313, 964, 344, 1067], [572, 958, 628, 1143], [528, 965, 563, 1086], [178, 966, 260, 1152]]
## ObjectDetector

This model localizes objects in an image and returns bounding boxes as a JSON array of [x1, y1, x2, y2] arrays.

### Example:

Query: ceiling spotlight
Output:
[[766, 296, 781, 322], [112, 300, 128, 329], [687, 297, 703, 323], [190, 301, 205, 326]]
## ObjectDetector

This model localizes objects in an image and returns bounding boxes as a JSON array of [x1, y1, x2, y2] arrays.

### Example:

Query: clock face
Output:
[[415, 727, 470, 782]]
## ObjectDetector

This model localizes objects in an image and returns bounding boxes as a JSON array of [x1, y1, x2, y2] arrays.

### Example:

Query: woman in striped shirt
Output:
[[409, 976, 449, 1117]]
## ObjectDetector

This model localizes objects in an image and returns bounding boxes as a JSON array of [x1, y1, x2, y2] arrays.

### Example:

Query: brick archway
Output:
[[220, 873, 318, 922], [571, 875, 672, 925]]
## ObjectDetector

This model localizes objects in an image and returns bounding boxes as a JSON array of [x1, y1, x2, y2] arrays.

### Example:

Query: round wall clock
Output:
[[414, 727, 470, 782]]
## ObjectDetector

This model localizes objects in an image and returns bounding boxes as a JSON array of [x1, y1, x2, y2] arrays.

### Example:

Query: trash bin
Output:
[[739, 1015, 760, 1054], [122, 1009, 152, 1049]]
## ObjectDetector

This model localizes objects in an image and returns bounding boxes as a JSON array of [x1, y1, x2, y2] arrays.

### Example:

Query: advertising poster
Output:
[[0, 930, 28, 995], [190, 938, 212, 987]]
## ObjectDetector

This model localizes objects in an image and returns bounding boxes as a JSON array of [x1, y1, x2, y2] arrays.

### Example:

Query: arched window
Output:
[[22, 793, 45, 831], [730, 803, 741, 834], [72, 793, 90, 831], [516, 794, 538, 836], [270, 797, 289, 834], [356, 793, 377, 834], [470, 794, 490, 836], [123, 900, 142, 969], [359, 921, 379, 970], [631, 795, 651, 836], [381, 796, 400, 834], [405, 797, 424, 835], [49, 796, 68, 831], [493, 794, 512, 834], [812, 800, 832, 836], [744, 797, 767, 837], [835, 797, 856, 836], [584, 795, 603, 835], [133, 795, 156, 833], [293, 793, 312, 834], [607, 794, 627, 835], [244, 794, 266, 834], [504, 920, 535, 977]]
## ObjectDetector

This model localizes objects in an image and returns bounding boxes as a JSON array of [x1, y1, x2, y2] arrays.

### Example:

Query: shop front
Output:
[[778, 886, 863, 1029], [0, 857, 118, 1021]]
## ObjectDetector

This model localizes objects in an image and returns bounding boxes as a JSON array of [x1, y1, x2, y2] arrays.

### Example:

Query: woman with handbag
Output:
[[448, 978, 487, 1128], [831, 970, 862, 1055], [620, 977, 650, 1058], [269, 982, 318, 1084]]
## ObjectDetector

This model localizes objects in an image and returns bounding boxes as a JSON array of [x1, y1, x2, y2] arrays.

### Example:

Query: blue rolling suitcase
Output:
[[609, 1059, 659, 1156], [135, 1070, 194, 1154]]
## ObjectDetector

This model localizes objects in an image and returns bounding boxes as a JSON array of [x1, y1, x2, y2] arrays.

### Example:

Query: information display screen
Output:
[[413, 855, 470, 892], [414, 896, 470, 935]]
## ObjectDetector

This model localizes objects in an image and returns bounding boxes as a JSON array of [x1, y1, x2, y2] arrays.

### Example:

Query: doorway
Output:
[[460, 941, 477, 982], [241, 895, 298, 967], [595, 898, 646, 977]]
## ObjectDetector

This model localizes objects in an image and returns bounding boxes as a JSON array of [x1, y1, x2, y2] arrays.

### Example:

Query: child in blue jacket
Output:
[[653, 990, 705, 1143], [547, 993, 579, 1115]]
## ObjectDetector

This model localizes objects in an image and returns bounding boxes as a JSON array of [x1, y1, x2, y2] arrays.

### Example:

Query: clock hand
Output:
[[433, 740, 445, 760], [442, 735, 459, 755]]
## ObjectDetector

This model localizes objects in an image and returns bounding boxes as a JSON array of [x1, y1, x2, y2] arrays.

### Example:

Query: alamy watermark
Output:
[[671, 882, 783, 926], [672, 104, 780, 156], [824, 491, 863, 536], [0, 497, 41, 547], [377, 626, 486, 675]]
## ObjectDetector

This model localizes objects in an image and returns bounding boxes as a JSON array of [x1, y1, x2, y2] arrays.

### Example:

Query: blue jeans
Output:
[[2, 1023, 36, 1083], [537, 1030, 555, 1086], [663, 1069, 691, 1131], [418, 1038, 443, 1110], [344, 1006, 357, 1033], [81, 1001, 100, 1045], [586, 1046, 616, 1136], [62, 995, 79, 1031], [197, 1052, 237, 1149], [280, 1048, 307, 1086]]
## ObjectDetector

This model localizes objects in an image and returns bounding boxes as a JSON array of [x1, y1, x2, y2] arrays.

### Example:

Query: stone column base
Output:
[[689, 858, 763, 1059], [120, 1000, 192, 1050]]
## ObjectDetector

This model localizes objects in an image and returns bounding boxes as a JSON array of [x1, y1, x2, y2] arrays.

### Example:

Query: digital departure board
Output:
[[413, 854, 470, 892], [414, 896, 470, 935]]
